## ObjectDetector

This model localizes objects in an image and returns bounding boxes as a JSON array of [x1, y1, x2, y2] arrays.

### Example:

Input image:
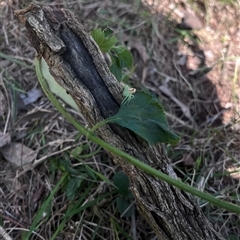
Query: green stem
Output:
[[35, 57, 240, 214], [90, 117, 120, 133]]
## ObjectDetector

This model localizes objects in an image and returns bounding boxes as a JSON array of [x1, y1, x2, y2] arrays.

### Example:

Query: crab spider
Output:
[[122, 85, 136, 105]]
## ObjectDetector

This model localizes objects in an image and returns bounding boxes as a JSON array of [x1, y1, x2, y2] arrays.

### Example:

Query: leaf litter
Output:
[[19, 87, 43, 106], [0, 131, 11, 148], [0, 143, 37, 170]]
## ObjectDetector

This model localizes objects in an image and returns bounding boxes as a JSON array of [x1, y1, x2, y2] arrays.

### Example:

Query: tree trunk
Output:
[[15, 4, 224, 240]]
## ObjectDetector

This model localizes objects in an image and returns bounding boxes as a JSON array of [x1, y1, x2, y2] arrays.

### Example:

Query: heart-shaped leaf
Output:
[[91, 28, 117, 52], [108, 91, 180, 145]]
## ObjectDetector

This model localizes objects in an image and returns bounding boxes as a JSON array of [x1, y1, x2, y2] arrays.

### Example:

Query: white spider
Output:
[[122, 85, 136, 105]]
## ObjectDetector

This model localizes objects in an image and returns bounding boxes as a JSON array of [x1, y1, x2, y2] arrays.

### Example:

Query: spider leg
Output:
[[122, 94, 134, 105], [122, 96, 129, 105]]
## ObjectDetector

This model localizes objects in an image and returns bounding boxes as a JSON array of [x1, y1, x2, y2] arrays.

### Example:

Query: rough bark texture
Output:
[[15, 4, 224, 240]]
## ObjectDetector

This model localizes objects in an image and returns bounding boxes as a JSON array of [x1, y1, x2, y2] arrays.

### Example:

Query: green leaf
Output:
[[58, 158, 80, 175], [66, 177, 84, 200], [91, 28, 133, 81], [103, 27, 114, 37], [100, 36, 118, 52], [113, 172, 129, 196], [117, 197, 133, 217], [108, 91, 180, 145], [40, 58, 79, 111], [227, 234, 239, 240], [194, 156, 202, 172], [110, 56, 122, 81], [112, 46, 133, 68], [70, 145, 83, 156], [91, 28, 117, 52], [84, 165, 97, 180], [91, 28, 105, 46]]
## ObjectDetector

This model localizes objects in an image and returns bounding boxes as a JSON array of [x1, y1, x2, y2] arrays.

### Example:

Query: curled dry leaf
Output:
[[32, 185, 45, 203], [19, 87, 43, 106], [122, 34, 149, 63], [14, 130, 28, 141], [182, 153, 195, 167], [0, 143, 37, 169], [226, 166, 240, 180], [31, 184, 45, 211], [3, 175, 23, 198], [129, 37, 149, 63], [0, 131, 11, 148]]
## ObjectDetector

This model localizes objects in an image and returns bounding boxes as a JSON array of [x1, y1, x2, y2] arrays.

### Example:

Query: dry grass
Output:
[[0, 0, 240, 239]]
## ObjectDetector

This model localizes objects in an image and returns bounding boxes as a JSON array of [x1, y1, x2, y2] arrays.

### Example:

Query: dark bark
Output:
[[15, 4, 224, 240]]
